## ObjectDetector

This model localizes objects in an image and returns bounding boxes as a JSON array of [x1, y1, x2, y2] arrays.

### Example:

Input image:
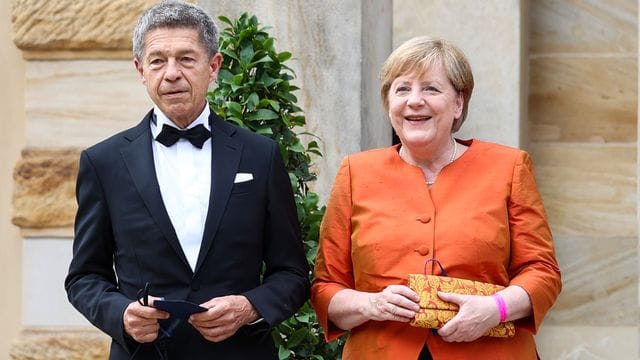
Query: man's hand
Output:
[[189, 295, 259, 342], [123, 296, 169, 343]]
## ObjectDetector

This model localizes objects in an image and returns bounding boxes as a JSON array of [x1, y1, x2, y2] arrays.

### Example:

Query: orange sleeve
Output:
[[507, 151, 562, 333], [311, 157, 354, 342]]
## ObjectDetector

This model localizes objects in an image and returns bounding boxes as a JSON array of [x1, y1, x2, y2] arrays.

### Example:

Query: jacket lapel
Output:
[[120, 110, 192, 271], [195, 113, 242, 273]]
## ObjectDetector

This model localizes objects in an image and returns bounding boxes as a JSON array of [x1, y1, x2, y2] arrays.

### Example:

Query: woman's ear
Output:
[[454, 91, 464, 119]]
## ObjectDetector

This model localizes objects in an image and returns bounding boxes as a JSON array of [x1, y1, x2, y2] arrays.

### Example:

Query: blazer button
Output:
[[414, 245, 430, 256], [416, 215, 432, 223], [191, 281, 200, 291]]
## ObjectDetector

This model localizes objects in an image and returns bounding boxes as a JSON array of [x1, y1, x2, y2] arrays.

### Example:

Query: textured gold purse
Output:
[[407, 260, 516, 338]]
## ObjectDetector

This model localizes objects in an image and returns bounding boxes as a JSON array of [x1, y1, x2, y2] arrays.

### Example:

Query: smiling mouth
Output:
[[405, 116, 431, 122]]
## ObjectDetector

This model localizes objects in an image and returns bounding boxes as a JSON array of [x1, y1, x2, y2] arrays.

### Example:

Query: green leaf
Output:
[[251, 55, 272, 65], [261, 74, 281, 87], [218, 15, 233, 26], [268, 100, 281, 112], [277, 51, 292, 62], [289, 140, 305, 153], [287, 328, 309, 348], [220, 48, 240, 62], [304, 192, 320, 208], [226, 101, 243, 117], [240, 43, 254, 64], [256, 126, 273, 135], [217, 69, 234, 84], [295, 312, 311, 323], [232, 73, 244, 85], [263, 37, 275, 51], [247, 108, 279, 121], [278, 345, 291, 360], [307, 140, 320, 150], [288, 173, 298, 190], [226, 116, 244, 127], [247, 92, 259, 110]]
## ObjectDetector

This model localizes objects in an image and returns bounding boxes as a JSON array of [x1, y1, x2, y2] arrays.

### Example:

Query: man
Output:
[[64, 2, 309, 359]]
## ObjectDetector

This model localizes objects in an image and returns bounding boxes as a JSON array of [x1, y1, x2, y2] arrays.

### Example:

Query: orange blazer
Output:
[[311, 139, 562, 360]]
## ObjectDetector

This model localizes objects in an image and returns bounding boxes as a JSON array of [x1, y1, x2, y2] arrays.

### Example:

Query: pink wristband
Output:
[[492, 294, 508, 323]]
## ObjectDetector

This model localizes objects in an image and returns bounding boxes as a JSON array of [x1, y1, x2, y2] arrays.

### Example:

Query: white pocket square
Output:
[[234, 172, 254, 183]]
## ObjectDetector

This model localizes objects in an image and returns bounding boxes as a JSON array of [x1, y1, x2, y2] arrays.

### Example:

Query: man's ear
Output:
[[133, 58, 146, 84], [209, 53, 223, 83]]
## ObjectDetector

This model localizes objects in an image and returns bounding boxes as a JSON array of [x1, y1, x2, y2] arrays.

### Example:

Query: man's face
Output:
[[134, 27, 221, 128]]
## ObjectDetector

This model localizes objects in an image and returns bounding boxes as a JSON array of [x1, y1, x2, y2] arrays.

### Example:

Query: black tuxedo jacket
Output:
[[65, 110, 310, 359]]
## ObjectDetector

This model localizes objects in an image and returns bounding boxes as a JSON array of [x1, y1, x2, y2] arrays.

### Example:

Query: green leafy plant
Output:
[[208, 13, 345, 359]]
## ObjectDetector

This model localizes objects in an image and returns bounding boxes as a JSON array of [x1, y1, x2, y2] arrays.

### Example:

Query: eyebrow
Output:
[[146, 48, 198, 59], [394, 79, 444, 86]]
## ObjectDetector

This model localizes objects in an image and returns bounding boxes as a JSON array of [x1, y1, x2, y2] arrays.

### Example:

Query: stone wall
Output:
[[0, 0, 25, 358], [528, 0, 638, 358], [4, 0, 640, 359]]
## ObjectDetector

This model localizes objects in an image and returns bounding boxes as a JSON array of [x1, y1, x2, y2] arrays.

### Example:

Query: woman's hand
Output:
[[365, 285, 421, 322], [436, 292, 499, 342], [437, 285, 532, 342], [327, 285, 420, 331]]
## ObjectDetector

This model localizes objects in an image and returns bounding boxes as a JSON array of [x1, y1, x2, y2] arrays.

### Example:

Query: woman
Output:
[[311, 36, 561, 359]]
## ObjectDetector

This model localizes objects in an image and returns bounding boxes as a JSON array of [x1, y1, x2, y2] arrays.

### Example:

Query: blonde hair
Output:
[[380, 36, 474, 132]]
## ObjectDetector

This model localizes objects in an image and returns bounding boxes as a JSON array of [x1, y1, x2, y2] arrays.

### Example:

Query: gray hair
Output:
[[132, 1, 219, 61]]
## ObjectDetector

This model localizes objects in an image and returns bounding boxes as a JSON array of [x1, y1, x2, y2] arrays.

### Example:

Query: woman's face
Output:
[[387, 63, 463, 151]]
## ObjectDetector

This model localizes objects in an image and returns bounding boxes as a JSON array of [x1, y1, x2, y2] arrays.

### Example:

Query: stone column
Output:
[[0, 0, 25, 358], [199, 0, 393, 198], [393, 0, 526, 148], [9, 0, 156, 358]]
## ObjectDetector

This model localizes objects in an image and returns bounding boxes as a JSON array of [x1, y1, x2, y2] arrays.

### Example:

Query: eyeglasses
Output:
[[130, 282, 175, 360], [137, 282, 178, 338]]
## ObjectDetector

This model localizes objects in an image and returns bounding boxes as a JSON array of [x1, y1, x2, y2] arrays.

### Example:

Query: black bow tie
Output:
[[155, 123, 211, 148]]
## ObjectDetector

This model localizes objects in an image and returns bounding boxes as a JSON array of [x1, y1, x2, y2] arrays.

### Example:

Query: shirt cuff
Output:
[[247, 317, 264, 326]]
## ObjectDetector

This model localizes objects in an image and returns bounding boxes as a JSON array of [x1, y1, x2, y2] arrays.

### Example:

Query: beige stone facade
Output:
[[3, 0, 638, 359], [1, 0, 25, 358]]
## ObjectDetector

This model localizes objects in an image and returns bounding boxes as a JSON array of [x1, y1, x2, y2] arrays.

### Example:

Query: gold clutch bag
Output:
[[407, 260, 516, 338]]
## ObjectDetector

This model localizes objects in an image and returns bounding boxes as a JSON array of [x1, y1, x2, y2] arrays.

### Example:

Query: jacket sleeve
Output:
[[64, 150, 133, 351], [310, 157, 354, 342], [507, 151, 562, 333], [242, 141, 310, 331]]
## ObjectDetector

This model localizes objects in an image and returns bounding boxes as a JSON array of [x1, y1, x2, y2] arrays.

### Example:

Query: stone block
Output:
[[9, 327, 109, 360], [530, 0, 637, 54], [12, 148, 80, 229], [23, 238, 90, 326], [12, 0, 158, 57], [529, 142, 636, 238], [529, 57, 637, 142], [26, 60, 152, 148], [536, 325, 638, 359], [546, 235, 637, 326]]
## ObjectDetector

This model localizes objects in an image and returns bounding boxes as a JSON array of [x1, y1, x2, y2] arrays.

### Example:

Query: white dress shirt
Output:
[[150, 105, 212, 271]]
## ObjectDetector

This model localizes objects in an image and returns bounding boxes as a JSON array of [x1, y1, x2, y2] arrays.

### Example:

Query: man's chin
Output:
[[161, 109, 194, 127]]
